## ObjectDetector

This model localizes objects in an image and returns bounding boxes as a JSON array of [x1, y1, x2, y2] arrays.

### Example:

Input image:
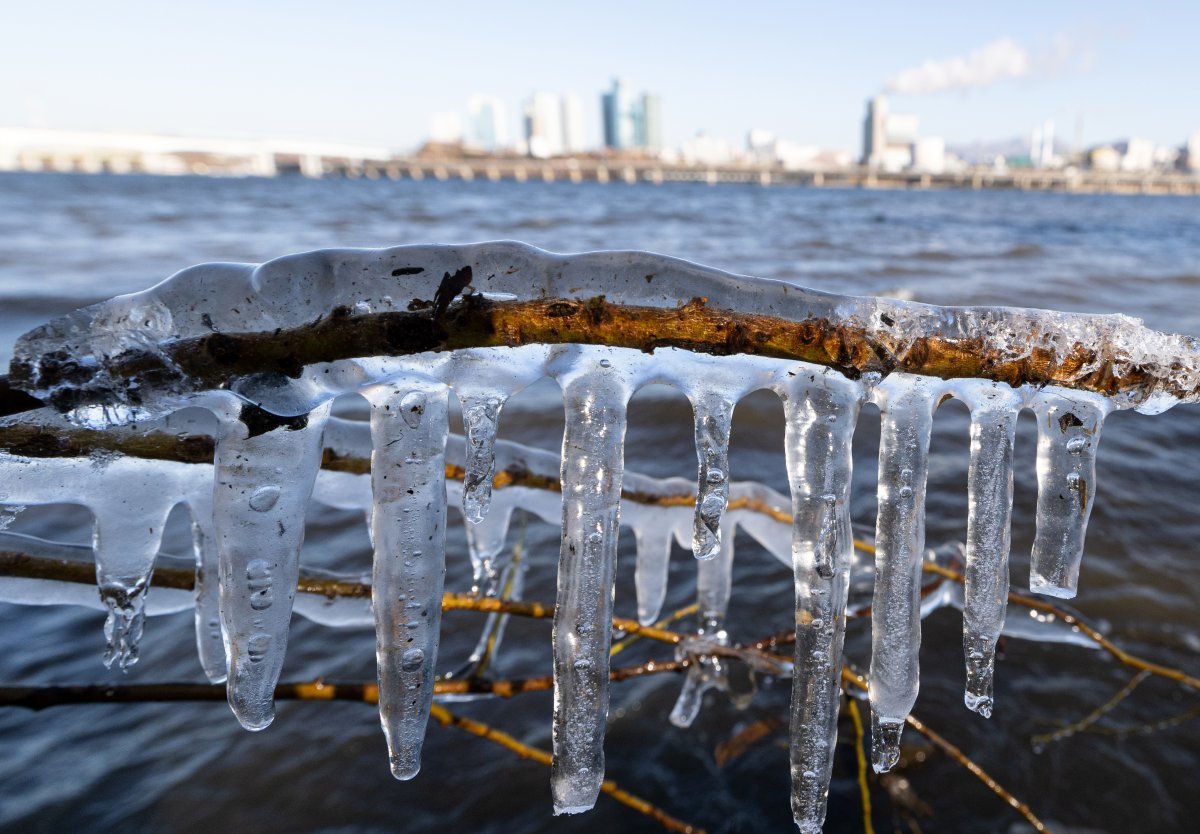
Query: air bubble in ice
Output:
[[248, 485, 281, 512], [400, 392, 427, 428]]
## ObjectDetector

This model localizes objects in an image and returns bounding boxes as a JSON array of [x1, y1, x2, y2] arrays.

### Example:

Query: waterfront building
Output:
[[861, 95, 917, 171], [561, 92, 585, 153], [641, 93, 663, 152], [601, 79, 659, 152], [524, 92, 565, 158], [912, 136, 946, 174], [465, 96, 508, 152], [1187, 130, 1200, 172]]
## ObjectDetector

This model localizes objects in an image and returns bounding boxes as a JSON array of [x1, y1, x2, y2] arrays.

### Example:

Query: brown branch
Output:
[[0, 659, 689, 711], [14, 288, 1198, 415]]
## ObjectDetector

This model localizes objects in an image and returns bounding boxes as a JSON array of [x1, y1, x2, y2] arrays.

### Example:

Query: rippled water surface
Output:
[[0, 173, 1198, 833]]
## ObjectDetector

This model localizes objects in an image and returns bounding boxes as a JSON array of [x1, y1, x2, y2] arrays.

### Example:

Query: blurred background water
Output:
[[0, 172, 1198, 833]]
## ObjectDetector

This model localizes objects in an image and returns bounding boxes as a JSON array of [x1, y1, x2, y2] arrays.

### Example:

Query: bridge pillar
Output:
[[596, 165, 609, 184]]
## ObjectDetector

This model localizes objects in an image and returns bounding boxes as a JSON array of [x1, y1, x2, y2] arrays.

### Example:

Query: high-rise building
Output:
[[465, 96, 508, 151], [524, 92, 565, 158], [1187, 130, 1200, 172], [862, 96, 887, 167], [641, 93, 662, 151], [561, 92, 585, 153], [861, 95, 919, 171], [601, 79, 641, 150]]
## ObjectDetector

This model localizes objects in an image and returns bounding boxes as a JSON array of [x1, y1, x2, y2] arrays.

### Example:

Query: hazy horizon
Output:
[[2, 1, 1197, 153]]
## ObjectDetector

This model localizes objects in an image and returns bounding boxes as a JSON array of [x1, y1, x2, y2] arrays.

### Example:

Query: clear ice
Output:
[[777, 370, 862, 832], [7, 242, 1198, 830], [366, 380, 449, 779], [868, 373, 940, 773], [212, 401, 331, 731], [959, 382, 1021, 717], [1029, 390, 1110, 598]]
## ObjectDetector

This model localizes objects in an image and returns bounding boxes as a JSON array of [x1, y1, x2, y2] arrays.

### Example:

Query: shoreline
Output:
[[3, 160, 1198, 197]]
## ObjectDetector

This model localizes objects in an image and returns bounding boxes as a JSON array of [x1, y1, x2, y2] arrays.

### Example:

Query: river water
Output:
[[0, 172, 1198, 833]]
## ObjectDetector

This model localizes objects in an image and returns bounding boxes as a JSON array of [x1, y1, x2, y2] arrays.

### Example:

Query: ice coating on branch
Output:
[[1029, 389, 1110, 598], [629, 509, 678, 626], [188, 495, 227, 683], [213, 401, 331, 731], [776, 370, 862, 832], [13, 242, 1199, 423], [366, 380, 449, 780], [0, 407, 215, 669], [958, 381, 1021, 717], [868, 373, 941, 773], [670, 521, 736, 728], [8, 238, 1193, 829]]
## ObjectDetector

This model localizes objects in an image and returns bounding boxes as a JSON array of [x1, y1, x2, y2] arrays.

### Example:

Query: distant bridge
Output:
[[2, 127, 1197, 196]]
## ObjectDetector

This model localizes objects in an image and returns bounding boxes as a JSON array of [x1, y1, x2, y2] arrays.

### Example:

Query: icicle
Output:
[[631, 510, 676, 626], [188, 495, 227, 683], [959, 383, 1021, 717], [550, 349, 634, 816], [777, 371, 862, 833], [464, 499, 515, 596], [690, 392, 736, 560], [669, 521, 735, 728], [459, 393, 504, 524], [868, 374, 940, 773], [1030, 389, 1110, 598], [366, 379, 449, 780], [92, 498, 174, 670], [213, 401, 331, 731]]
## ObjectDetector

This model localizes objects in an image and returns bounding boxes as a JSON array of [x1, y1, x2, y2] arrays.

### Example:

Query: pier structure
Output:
[[1, 127, 1197, 196]]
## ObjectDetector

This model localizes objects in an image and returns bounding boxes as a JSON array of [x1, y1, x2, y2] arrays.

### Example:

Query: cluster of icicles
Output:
[[1, 343, 1112, 831]]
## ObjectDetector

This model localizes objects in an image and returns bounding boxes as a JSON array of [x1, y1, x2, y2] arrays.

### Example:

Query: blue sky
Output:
[[2, 1, 1196, 152]]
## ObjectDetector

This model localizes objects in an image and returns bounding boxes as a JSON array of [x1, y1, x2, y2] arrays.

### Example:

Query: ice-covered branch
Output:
[[3, 242, 1198, 831], [9, 243, 1200, 417]]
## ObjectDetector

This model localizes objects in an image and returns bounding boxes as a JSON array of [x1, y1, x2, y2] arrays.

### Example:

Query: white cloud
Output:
[[885, 38, 1031, 95]]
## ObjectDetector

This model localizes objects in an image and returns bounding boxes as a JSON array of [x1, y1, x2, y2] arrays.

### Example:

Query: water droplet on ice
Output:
[[401, 648, 425, 671], [247, 632, 272, 663], [598, 358, 611, 368], [246, 559, 274, 610], [248, 485, 281, 512], [898, 485, 913, 499], [705, 469, 725, 484], [1066, 436, 1087, 454], [400, 391, 427, 428], [1066, 472, 1081, 488]]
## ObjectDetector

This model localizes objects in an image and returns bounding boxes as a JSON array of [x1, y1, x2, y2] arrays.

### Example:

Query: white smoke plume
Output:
[[885, 38, 1031, 95]]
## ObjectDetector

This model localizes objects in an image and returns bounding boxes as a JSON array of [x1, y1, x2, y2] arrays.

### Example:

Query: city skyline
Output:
[[2, 1, 1198, 154]]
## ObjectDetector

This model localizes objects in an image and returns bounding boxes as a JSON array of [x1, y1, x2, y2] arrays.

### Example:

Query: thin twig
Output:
[[1031, 670, 1151, 747], [427, 702, 705, 834], [846, 696, 876, 834], [840, 668, 1051, 834], [921, 562, 1200, 692]]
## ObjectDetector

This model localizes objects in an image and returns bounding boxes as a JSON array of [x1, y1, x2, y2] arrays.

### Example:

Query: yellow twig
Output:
[[611, 603, 699, 656], [840, 668, 1051, 834], [1031, 670, 1151, 747], [846, 696, 876, 834], [921, 562, 1200, 692]]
